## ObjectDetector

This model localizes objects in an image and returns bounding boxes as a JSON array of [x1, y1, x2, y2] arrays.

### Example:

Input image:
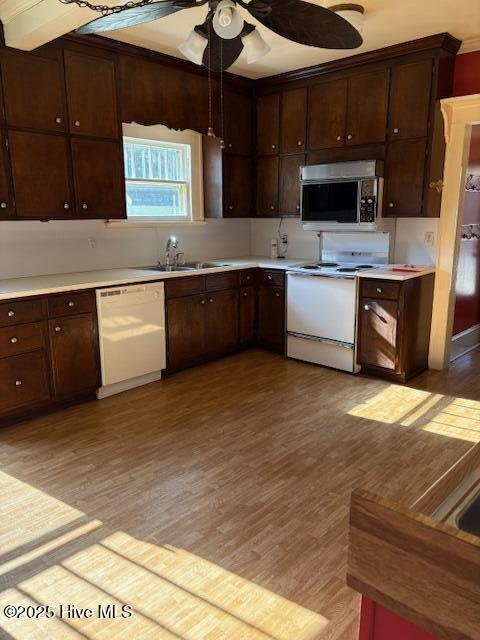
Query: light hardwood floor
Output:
[[1, 348, 479, 640]]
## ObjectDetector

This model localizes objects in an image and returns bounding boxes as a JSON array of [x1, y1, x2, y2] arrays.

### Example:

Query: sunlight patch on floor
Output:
[[423, 399, 480, 443], [347, 385, 434, 425]]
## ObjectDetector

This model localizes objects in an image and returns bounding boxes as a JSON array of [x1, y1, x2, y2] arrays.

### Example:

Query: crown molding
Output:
[[0, 0, 42, 23], [459, 36, 480, 54]]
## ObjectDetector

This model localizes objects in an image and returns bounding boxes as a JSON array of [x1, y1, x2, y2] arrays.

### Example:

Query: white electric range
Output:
[[286, 233, 390, 373]]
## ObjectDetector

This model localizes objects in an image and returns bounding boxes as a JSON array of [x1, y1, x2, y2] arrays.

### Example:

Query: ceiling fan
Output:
[[61, 0, 364, 71]]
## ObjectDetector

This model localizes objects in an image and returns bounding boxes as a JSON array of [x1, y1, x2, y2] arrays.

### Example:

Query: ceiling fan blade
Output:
[[247, 0, 363, 49], [76, 1, 193, 35], [202, 31, 244, 72]]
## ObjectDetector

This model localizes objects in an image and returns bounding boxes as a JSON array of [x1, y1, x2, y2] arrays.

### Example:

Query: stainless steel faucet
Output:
[[165, 236, 178, 268]]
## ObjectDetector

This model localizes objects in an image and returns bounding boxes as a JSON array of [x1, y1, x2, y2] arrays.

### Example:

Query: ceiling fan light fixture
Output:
[[241, 26, 271, 64], [179, 26, 208, 65], [213, 0, 244, 39], [328, 3, 365, 35]]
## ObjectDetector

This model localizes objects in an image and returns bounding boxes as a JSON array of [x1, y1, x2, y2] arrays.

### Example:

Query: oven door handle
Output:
[[287, 271, 356, 280], [287, 331, 354, 350]]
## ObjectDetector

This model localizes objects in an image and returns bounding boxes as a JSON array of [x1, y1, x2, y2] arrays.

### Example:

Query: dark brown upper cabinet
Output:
[[71, 138, 126, 219], [9, 131, 72, 219], [388, 59, 433, 141], [256, 156, 279, 216], [64, 51, 119, 139], [279, 154, 305, 215], [223, 155, 252, 217], [346, 69, 389, 146], [1, 49, 66, 133], [384, 138, 427, 217], [0, 130, 13, 220], [256, 93, 280, 156], [224, 90, 253, 156], [281, 87, 307, 153], [307, 79, 347, 150]]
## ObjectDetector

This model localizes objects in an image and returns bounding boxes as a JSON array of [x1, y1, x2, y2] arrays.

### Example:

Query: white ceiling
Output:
[[101, 0, 480, 79]]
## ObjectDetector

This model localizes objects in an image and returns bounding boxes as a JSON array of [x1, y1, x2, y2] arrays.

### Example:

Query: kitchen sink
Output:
[[458, 492, 480, 536], [139, 262, 230, 272]]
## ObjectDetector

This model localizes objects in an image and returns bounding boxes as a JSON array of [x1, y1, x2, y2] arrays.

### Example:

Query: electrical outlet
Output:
[[424, 231, 434, 247], [88, 236, 96, 249], [280, 233, 288, 245]]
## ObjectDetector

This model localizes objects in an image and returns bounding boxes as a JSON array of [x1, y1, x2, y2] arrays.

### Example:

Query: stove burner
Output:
[[317, 262, 338, 267], [302, 265, 320, 270], [357, 265, 375, 269], [336, 267, 358, 273]]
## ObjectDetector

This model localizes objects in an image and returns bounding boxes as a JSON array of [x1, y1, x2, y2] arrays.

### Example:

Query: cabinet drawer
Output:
[[361, 280, 401, 300], [47, 291, 95, 317], [0, 322, 45, 358], [260, 269, 285, 288], [205, 271, 239, 292], [240, 269, 257, 286], [0, 351, 50, 414], [0, 299, 44, 327], [165, 276, 205, 299]]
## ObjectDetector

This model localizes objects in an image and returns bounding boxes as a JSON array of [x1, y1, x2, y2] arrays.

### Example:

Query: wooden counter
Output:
[[347, 443, 480, 640]]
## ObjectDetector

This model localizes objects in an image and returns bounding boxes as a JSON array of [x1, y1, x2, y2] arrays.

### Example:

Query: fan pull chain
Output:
[[219, 41, 225, 149], [207, 20, 214, 138]]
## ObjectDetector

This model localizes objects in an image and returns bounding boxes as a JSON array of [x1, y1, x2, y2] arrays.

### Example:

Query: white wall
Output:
[[393, 218, 439, 265], [0, 219, 251, 279]]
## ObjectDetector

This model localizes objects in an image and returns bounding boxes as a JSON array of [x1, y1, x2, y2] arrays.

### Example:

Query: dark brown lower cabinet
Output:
[[239, 286, 256, 345], [0, 290, 100, 423], [49, 314, 99, 398], [205, 289, 239, 354], [167, 293, 207, 369], [257, 284, 285, 353], [358, 275, 435, 383]]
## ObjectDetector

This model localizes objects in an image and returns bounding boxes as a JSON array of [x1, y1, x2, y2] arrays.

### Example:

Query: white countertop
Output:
[[0, 258, 435, 300]]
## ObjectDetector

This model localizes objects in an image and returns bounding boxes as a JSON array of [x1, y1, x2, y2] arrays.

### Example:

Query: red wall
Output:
[[452, 52, 480, 336]]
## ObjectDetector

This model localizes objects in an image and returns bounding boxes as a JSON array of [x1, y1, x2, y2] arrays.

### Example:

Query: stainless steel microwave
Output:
[[300, 160, 384, 231]]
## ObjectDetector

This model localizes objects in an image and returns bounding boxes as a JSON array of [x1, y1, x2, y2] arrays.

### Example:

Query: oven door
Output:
[[301, 179, 360, 224]]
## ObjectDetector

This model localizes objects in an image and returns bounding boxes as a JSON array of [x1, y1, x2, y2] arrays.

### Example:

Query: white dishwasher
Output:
[[96, 282, 166, 398]]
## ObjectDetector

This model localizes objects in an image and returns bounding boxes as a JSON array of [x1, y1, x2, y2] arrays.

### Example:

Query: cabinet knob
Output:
[[267, 275, 272, 280], [376, 287, 382, 293], [228, 205, 233, 211], [15, 379, 22, 386], [74, 120, 81, 127], [10, 336, 18, 344], [55, 326, 62, 332], [227, 143, 233, 148], [209, 298, 213, 303], [271, 144, 276, 150], [243, 292, 248, 297], [82, 203, 88, 210], [246, 275, 251, 281], [68, 301, 75, 308], [364, 304, 371, 311], [55, 117, 62, 124], [296, 204, 300, 210], [388, 202, 394, 208], [275, 292, 280, 297], [336, 135, 342, 141], [297, 140, 303, 146], [7, 310, 15, 317], [393, 127, 399, 134], [200, 300, 206, 305], [270, 205, 275, 211], [64, 203, 70, 210], [0, 202, 7, 209], [347, 134, 353, 140]]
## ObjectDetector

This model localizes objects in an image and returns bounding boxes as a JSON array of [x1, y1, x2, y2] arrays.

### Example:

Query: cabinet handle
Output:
[[388, 202, 394, 208], [7, 310, 15, 317], [364, 304, 371, 311], [336, 135, 342, 141], [63, 203, 70, 210], [0, 202, 7, 209], [200, 300, 206, 305], [267, 275, 272, 280], [10, 337, 18, 344], [68, 301, 75, 308], [393, 127, 399, 134], [429, 180, 444, 193], [55, 117, 62, 124], [15, 379, 22, 387], [347, 134, 353, 140], [74, 120, 81, 127], [55, 326, 62, 332], [376, 287, 382, 293], [82, 203, 88, 210]]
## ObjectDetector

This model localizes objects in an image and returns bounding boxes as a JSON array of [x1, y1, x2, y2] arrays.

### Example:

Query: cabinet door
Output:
[[308, 79, 347, 150], [224, 90, 252, 155], [279, 154, 305, 215], [71, 138, 126, 219], [205, 289, 239, 354], [1, 49, 66, 132], [167, 294, 206, 369], [64, 51, 118, 139], [49, 314, 99, 398], [9, 131, 73, 219], [281, 88, 307, 153], [256, 93, 280, 155], [223, 155, 252, 217], [258, 286, 285, 352], [0, 351, 51, 415], [346, 69, 389, 146], [0, 130, 13, 219], [359, 298, 398, 370], [388, 59, 433, 141], [240, 286, 256, 345], [384, 139, 427, 217], [256, 157, 279, 216]]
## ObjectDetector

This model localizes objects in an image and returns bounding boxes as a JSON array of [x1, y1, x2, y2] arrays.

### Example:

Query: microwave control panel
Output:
[[360, 179, 377, 223]]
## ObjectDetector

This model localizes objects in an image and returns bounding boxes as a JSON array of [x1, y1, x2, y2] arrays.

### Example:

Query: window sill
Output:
[[105, 219, 207, 229]]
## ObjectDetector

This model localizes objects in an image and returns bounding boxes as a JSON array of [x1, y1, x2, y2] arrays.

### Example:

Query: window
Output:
[[122, 124, 204, 223]]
